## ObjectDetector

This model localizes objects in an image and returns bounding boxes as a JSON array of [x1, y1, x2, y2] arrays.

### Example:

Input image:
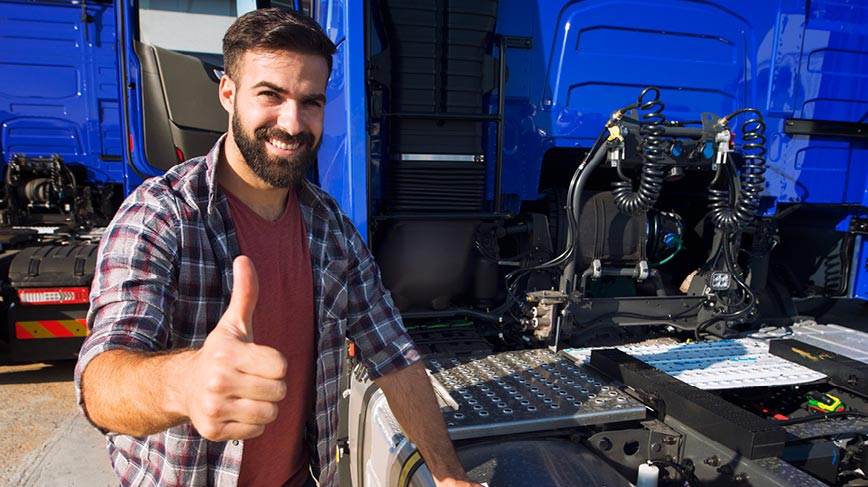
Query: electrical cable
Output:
[[537, 98, 641, 278], [717, 230, 756, 315], [649, 459, 701, 486], [708, 108, 767, 230], [544, 115, 631, 273], [655, 240, 683, 265], [497, 135, 607, 310], [775, 410, 868, 426], [611, 86, 667, 216], [551, 129, 610, 267], [705, 237, 750, 311], [560, 142, 609, 290], [575, 298, 705, 332], [503, 93, 768, 335], [700, 110, 766, 335], [695, 208, 759, 339]]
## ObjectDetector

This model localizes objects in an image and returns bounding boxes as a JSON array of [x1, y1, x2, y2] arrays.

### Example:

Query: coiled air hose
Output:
[[611, 87, 667, 216], [708, 108, 767, 230]]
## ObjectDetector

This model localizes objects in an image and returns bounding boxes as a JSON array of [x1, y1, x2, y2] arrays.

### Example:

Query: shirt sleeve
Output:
[[74, 184, 180, 418], [340, 213, 420, 379]]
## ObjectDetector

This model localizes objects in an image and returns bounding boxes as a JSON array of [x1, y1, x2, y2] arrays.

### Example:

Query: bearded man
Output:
[[75, 8, 480, 487]]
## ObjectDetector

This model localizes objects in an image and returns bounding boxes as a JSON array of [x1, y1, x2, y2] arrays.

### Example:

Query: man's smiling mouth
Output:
[[268, 138, 301, 151]]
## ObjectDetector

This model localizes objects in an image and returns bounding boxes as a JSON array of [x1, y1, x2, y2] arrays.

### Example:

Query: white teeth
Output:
[[269, 138, 300, 151]]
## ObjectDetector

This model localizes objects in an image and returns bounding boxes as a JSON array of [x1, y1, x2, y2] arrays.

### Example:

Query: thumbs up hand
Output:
[[216, 254, 259, 342], [181, 256, 287, 441]]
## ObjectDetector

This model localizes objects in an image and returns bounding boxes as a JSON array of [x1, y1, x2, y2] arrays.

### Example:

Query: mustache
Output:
[[255, 126, 314, 148]]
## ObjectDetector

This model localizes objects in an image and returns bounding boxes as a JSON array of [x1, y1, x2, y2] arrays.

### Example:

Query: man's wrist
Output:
[[159, 349, 195, 421]]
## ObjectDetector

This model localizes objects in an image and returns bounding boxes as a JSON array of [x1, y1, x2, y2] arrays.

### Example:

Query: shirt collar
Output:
[[204, 134, 226, 216]]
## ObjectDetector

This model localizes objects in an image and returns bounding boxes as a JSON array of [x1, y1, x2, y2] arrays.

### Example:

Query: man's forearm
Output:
[[81, 348, 192, 437], [82, 268, 288, 443], [375, 361, 470, 484]]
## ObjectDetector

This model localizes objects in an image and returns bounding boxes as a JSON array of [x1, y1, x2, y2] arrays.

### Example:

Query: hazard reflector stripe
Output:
[[15, 319, 88, 339]]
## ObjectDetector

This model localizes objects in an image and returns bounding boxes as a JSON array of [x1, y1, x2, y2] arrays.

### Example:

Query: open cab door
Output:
[[116, 0, 236, 189]]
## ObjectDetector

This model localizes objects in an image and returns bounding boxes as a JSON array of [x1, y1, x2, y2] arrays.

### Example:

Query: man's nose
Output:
[[276, 102, 304, 136]]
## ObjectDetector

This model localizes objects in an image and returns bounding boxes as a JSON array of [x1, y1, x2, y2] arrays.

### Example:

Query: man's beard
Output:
[[231, 107, 319, 189]]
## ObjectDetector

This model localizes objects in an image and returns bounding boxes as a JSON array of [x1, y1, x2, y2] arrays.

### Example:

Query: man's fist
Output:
[[181, 256, 287, 441]]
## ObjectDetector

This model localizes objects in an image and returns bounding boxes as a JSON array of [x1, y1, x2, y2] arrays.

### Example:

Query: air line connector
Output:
[[714, 129, 732, 169], [607, 109, 625, 127], [606, 124, 625, 167]]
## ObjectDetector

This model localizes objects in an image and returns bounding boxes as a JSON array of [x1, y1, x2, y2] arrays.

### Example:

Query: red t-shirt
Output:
[[225, 189, 316, 487]]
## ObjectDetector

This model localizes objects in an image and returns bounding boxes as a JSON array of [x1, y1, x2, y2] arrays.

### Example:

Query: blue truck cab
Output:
[[0, 0, 224, 362], [311, 1, 868, 485]]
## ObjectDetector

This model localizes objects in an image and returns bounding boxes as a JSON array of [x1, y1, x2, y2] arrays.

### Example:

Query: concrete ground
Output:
[[11, 412, 116, 487]]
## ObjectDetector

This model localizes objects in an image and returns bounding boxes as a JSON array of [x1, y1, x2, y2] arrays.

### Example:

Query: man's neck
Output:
[[217, 141, 291, 222]]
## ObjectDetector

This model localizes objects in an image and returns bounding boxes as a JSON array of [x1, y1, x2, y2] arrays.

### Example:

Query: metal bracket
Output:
[[395, 153, 484, 163], [592, 259, 603, 279], [502, 35, 533, 49], [784, 118, 868, 139], [586, 423, 681, 472], [636, 261, 650, 281]]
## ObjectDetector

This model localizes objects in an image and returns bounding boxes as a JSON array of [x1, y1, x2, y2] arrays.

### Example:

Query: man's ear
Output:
[[219, 75, 235, 113]]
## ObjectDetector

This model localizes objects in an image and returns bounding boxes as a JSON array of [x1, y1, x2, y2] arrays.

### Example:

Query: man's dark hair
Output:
[[222, 8, 336, 80]]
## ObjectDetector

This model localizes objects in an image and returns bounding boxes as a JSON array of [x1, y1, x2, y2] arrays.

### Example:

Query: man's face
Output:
[[223, 49, 329, 189]]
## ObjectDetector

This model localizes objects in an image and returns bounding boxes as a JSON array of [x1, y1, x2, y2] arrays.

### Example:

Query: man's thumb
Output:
[[221, 255, 259, 340]]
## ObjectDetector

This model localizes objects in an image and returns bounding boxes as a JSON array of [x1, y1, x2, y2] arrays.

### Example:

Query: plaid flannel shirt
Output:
[[75, 136, 420, 487]]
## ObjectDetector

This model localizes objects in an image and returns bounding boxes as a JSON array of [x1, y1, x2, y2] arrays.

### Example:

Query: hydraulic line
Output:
[[504, 132, 608, 303], [560, 143, 609, 292], [708, 108, 767, 230], [611, 87, 667, 216]]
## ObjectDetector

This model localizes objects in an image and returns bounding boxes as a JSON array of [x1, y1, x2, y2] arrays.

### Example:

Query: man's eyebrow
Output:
[[303, 93, 327, 104], [250, 81, 326, 103], [251, 81, 288, 93]]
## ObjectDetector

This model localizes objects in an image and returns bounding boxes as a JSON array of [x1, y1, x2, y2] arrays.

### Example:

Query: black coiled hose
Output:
[[708, 108, 767, 229], [612, 87, 667, 216]]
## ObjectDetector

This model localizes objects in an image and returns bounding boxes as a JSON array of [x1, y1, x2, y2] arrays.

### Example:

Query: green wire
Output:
[[656, 241, 683, 265]]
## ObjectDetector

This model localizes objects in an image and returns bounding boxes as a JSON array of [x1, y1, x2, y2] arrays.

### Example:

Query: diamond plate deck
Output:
[[427, 349, 647, 440]]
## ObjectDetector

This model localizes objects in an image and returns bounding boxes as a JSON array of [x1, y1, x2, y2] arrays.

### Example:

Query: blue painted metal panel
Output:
[[765, 0, 868, 209], [492, 0, 783, 208], [318, 0, 868, 297], [485, 0, 549, 214], [118, 0, 155, 193], [316, 0, 369, 241], [854, 236, 868, 300], [0, 0, 127, 186], [542, 2, 760, 129], [775, 0, 868, 299], [491, 0, 867, 211]]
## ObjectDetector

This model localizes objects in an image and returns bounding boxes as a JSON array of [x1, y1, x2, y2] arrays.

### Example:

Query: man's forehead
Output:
[[241, 48, 287, 63], [239, 49, 326, 72], [233, 49, 328, 89]]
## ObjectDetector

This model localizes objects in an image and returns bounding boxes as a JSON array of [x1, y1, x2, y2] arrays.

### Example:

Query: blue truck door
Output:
[[116, 0, 229, 187]]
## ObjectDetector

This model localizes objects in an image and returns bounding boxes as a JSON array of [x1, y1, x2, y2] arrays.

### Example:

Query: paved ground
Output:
[[12, 412, 116, 487], [0, 360, 115, 486]]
